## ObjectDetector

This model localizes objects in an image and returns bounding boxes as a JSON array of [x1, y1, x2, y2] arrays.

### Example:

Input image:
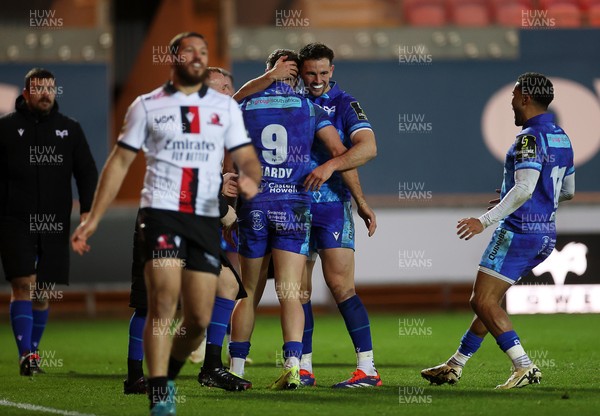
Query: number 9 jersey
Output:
[[240, 82, 332, 202], [500, 113, 575, 233]]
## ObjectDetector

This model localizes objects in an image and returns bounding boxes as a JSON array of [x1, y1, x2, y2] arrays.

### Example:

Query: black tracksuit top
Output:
[[0, 95, 98, 224]]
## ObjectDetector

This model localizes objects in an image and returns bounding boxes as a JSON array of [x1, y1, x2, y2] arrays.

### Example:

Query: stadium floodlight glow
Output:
[[82, 45, 95, 61], [98, 32, 112, 49], [488, 43, 502, 58], [355, 32, 371, 47], [25, 33, 38, 49], [300, 32, 316, 44], [6, 45, 19, 60], [464, 42, 479, 58], [447, 31, 462, 47], [285, 33, 300, 46], [229, 33, 242, 48], [40, 33, 53, 48], [505, 30, 518, 47], [373, 32, 389, 48], [431, 31, 446, 47], [58, 45, 71, 61], [338, 44, 353, 57], [245, 45, 261, 60]]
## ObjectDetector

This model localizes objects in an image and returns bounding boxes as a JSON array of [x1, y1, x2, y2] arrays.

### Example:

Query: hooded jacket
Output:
[[0, 95, 98, 228]]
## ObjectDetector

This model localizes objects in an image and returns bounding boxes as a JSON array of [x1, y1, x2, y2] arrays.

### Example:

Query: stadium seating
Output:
[[491, 0, 535, 26], [403, 0, 448, 26], [540, 0, 583, 27], [448, 0, 492, 26], [579, 0, 600, 25], [590, 1, 600, 26]]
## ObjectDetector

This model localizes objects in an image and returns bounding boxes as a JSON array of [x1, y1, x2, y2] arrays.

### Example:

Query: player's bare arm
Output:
[[304, 125, 372, 191], [230, 144, 262, 199], [233, 55, 298, 102], [71, 146, 137, 254], [349, 128, 377, 165], [341, 169, 377, 237]]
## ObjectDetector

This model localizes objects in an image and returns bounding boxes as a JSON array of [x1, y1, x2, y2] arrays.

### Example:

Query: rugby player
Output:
[[232, 43, 379, 388], [229, 49, 369, 389], [72, 32, 261, 415], [421, 73, 575, 389]]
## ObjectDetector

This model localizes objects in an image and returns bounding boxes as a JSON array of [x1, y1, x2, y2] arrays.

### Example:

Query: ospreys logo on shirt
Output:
[[350, 101, 368, 120], [180, 106, 200, 133], [515, 134, 537, 161]]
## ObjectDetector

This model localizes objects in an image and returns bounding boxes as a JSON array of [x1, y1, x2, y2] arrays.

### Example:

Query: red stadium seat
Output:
[[403, 0, 447, 26], [448, 0, 491, 26], [543, 1, 583, 27], [582, 0, 600, 26], [491, 0, 535, 27]]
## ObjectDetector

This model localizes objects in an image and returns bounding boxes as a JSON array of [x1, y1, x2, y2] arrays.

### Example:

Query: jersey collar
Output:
[[163, 81, 209, 98], [319, 81, 341, 100], [523, 112, 554, 128]]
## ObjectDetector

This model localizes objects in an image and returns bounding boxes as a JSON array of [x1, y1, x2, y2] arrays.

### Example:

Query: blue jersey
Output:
[[307, 82, 372, 203], [500, 113, 575, 234], [241, 83, 332, 202]]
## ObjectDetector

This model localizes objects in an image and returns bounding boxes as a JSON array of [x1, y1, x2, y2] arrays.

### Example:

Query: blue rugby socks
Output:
[[338, 295, 376, 375], [31, 308, 49, 351], [10, 300, 33, 356], [447, 330, 484, 367], [203, 297, 235, 369], [127, 308, 146, 382], [496, 330, 532, 368], [300, 301, 314, 373]]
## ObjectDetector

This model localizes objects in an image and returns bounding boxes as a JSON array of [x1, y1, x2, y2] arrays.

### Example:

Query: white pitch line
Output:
[[0, 399, 97, 416]]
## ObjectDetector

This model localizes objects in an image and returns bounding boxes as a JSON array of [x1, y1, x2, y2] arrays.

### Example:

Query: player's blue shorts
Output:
[[220, 229, 238, 253], [237, 199, 311, 258], [478, 226, 556, 284], [309, 201, 355, 252]]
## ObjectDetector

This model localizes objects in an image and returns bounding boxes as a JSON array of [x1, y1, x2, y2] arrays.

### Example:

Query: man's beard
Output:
[[32, 99, 53, 115], [174, 62, 207, 86]]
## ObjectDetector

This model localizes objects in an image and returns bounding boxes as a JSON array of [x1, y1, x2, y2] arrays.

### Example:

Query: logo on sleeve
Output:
[[515, 134, 537, 161], [350, 101, 368, 120], [55, 129, 68, 138], [18, 128, 25, 136]]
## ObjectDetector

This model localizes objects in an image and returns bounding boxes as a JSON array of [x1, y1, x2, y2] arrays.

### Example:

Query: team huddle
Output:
[[1, 31, 575, 416]]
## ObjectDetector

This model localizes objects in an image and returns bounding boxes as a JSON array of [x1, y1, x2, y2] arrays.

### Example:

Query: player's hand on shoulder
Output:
[[238, 174, 259, 200], [357, 201, 377, 237], [222, 172, 239, 197], [456, 217, 483, 240]]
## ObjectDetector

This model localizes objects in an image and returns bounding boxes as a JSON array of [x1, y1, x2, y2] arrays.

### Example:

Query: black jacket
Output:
[[0, 95, 98, 224]]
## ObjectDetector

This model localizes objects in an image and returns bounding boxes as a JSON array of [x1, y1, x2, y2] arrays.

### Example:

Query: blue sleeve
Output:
[[342, 95, 372, 136], [310, 101, 333, 131]]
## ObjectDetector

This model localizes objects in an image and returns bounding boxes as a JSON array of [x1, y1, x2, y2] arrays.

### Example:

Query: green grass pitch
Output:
[[1, 312, 599, 415]]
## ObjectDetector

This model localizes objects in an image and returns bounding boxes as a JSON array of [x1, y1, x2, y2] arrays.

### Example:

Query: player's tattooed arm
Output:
[[233, 55, 298, 102]]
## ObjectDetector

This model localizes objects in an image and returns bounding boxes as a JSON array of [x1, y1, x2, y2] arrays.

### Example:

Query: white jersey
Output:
[[118, 83, 251, 217]]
